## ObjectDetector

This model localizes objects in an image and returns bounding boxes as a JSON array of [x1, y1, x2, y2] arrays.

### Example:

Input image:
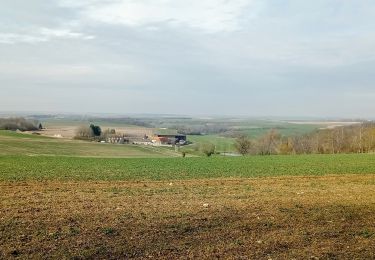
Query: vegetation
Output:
[[1, 152, 375, 259], [0, 117, 40, 131], [187, 135, 235, 153], [75, 125, 94, 139], [2, 153, 375, 181], [90, 124, 102, 136], [200, 143, 216, 157], [74, 124, 102, 140], [240, 122, 375, 155], [234, 135, 252, 155]]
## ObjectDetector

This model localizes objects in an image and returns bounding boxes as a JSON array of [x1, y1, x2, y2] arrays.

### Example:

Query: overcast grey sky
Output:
[[1, 0, 375, 117]]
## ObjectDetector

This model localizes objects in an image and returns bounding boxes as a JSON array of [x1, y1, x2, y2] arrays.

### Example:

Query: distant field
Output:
[[237, 122, 320, 138], [186, 122, 322, 152], [0, 131, 179, 158], [187, 135, 235, 152]]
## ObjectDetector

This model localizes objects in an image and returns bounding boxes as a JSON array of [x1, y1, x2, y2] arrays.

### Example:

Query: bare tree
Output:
[[75, 125, 94, 139], [234, 135, 252, 156], [257, 129, 281, 155]]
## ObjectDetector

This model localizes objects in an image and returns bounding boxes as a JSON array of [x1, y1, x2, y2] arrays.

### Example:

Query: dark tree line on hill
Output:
[[0, 117, 42, 131], [235, 122, 375, 155]]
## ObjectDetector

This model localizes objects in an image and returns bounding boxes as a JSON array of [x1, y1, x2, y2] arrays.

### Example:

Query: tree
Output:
[[234, 135, 252, 155], [102, 128, 116, 138], [75, 125, 94, 139], [279, 137, 294, 155], [200, 143, 215, 157], [257, 129, 281, 155], [90, 124, 102, 137], [38, 123, 43, 130]]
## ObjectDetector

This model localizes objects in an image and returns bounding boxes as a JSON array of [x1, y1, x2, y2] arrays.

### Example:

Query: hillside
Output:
[[0, 131, 179, 158]]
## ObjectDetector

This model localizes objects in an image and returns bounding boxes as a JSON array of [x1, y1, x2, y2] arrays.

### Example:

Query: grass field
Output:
[[186, 135, 236, 152], [1, 154, 375, 181], [234, 121, 321, 138], [0, 130, 374, 259], [186, 122, 322, 152]]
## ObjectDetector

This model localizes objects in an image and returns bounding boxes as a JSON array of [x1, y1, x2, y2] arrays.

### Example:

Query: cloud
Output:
[[60, 0, 255, 33], [39, 28, 94, 40], [2, 0, 375, 116], [0, 27, 94, 44]]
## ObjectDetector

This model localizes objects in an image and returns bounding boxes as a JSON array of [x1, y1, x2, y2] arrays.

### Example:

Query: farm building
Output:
[[106, 135, 129, 144], [152, 133, 187, 145]]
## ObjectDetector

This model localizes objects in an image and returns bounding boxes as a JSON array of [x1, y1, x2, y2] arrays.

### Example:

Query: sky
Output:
[[1, 0, 375, 117]]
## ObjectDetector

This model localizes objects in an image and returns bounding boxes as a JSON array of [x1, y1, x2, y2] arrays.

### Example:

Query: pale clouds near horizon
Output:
[[1, 0, 375, 117]]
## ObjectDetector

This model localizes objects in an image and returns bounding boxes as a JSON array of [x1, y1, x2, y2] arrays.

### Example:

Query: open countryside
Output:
[[2, 0, 375, 259], [1, 116, 375, 259]]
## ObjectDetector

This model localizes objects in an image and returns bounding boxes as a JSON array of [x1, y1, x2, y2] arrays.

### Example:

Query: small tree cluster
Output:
[[74, 124, 109, 141]]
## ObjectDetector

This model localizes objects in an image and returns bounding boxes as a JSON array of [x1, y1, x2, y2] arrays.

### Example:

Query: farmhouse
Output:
[[106, 134, 129, 144], [152, 133, 187, 145]]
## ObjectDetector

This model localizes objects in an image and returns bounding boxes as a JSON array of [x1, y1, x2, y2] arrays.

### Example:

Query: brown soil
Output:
[[1, 175, 374, 259]]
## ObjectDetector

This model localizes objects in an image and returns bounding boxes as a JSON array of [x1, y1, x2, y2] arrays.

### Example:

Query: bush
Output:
[[200, 143, 216, 157]]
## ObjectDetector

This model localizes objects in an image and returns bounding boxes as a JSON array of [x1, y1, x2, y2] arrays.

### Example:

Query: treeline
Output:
[[75, 124, 103, 140], [235, 122, 375, 155], [89, 117, 153, 128], [176, 125, 229, 135], [0, 117, 41, 131], [75, 124, 120, 141]]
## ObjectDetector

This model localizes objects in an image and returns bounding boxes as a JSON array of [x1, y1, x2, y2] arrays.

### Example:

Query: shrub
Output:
[[200, 143, 216, 157]]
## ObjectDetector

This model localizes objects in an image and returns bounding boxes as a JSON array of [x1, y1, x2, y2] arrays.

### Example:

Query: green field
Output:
[[1, 153, 375, 181], [2, 130, 375, 181], [186, 122, 321, 152], [237, 122, 320, 137], [187, 135, 236, 152]]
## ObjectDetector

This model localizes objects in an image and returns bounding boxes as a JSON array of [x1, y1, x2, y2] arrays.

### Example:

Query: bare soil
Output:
[[1, 175, 374, 259]]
